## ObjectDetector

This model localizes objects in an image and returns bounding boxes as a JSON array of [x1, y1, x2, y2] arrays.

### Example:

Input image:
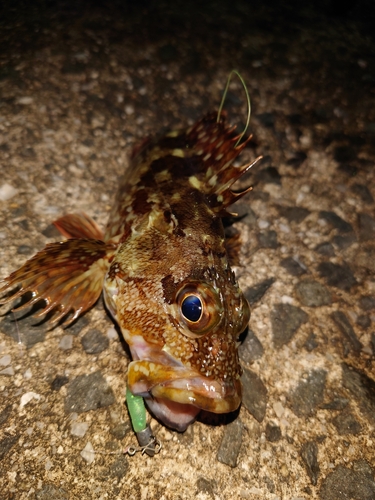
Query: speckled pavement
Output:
[[1, 1, 375, 499]]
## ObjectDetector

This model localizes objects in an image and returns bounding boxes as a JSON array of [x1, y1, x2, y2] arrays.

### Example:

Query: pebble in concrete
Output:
[[271, 303, 308, 348], [239, 329, 264, 363], [241, 367, 268, 422], [111, 422, 132, 440], [319, 210, 353, 233], [0, 313, 46, 348], [341, 363, 375, 426], [318, 262, 357, 291], [105, 456, 129, 481], [71, 421, 90, 438], [0, 404, 12, 426], [332, 232, 357, 250], [359, 295, 375, 311], [358, 213, 375, 241], [356, 245, 375, 273], [81, 328, 109, 354], [288, 369, 327, 418], [66, 316, 90, 336], [35, 484, 69, 500], [315, 242, 335, 257], [16, 244, 33, 255], [280, 256, 307, 276], [265, 422, 281, 442], [196, 477, 217, 496], [59, 334, 73, 350], [331, 311, 363, 353], [255, 166, 281, 184], [51, 375, 69, 391], [217, 418, 243, 468], [0, 434, 19, 461], [304, 332, 319, 352], [64, 371, 115, 414], [295, 279, 332, 307], [351, 183, 374, 204], [320, 396, 349, 411], [244, 278, 275, 305], [319, 461, 375, 500], [332, 408, 362, 435], [257, 230, 278, 249], [300, 441, 320, 486], [278, 206, 310, 223]]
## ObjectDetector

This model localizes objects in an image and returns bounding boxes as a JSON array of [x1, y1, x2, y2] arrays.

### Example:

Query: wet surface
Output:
[[1, 0, 375, 498]]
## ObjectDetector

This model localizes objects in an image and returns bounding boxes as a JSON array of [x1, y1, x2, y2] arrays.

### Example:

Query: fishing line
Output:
[[217, 69, 252, 147], [12, 310, 25, 357]]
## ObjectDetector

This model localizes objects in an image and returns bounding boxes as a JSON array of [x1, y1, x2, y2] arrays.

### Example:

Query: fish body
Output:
[[1, 112, 258, 431]]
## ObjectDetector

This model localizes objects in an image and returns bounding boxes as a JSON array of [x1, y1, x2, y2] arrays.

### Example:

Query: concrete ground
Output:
[[0, 1, 374, 499]]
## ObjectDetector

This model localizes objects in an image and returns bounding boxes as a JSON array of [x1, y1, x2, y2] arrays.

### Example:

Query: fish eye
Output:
[[175, 281, 222, 338], [181, 294, 203, 323]]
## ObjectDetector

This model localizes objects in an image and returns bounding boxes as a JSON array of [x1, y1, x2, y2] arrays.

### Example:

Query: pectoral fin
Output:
[[0, 239, 115, 326]]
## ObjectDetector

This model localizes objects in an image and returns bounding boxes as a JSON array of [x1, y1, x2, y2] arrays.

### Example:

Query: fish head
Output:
[[103, 223, 250, 431]]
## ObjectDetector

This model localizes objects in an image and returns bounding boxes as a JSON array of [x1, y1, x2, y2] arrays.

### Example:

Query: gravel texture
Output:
[[0, 1, 375, 499]]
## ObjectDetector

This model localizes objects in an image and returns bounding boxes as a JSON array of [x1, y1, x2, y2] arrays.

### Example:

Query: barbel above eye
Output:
[[175, 281, 222, 338]]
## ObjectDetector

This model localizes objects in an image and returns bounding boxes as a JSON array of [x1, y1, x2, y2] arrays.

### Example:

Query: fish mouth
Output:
[[149, 374, 241, 413], [127, 335, 242, 431]]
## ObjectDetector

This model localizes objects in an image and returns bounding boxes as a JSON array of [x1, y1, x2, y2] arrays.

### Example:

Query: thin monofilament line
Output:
[[217, 70, 251, 147], [12, 310, 25, 357]]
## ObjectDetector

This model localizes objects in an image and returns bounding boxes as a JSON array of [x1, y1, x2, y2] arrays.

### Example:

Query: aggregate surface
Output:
[[0, 1, 375, 499]]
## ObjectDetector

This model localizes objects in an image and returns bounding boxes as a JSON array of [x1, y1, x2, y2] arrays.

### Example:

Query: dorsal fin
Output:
[[186, 113, 262, 211], [53, 212, 104, 240]]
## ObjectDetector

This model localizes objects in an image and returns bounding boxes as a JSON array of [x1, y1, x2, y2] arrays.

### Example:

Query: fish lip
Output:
[[150, 376, 242, 414], [144, 397, 201, 432], [145, 376, 241, 432]]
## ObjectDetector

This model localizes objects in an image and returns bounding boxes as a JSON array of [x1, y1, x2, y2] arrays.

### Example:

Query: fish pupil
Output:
[[181, 295, 202, 323]]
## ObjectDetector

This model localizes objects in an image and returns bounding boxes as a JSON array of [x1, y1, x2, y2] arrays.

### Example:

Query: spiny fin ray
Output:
[[213, 156, 262, 196]]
